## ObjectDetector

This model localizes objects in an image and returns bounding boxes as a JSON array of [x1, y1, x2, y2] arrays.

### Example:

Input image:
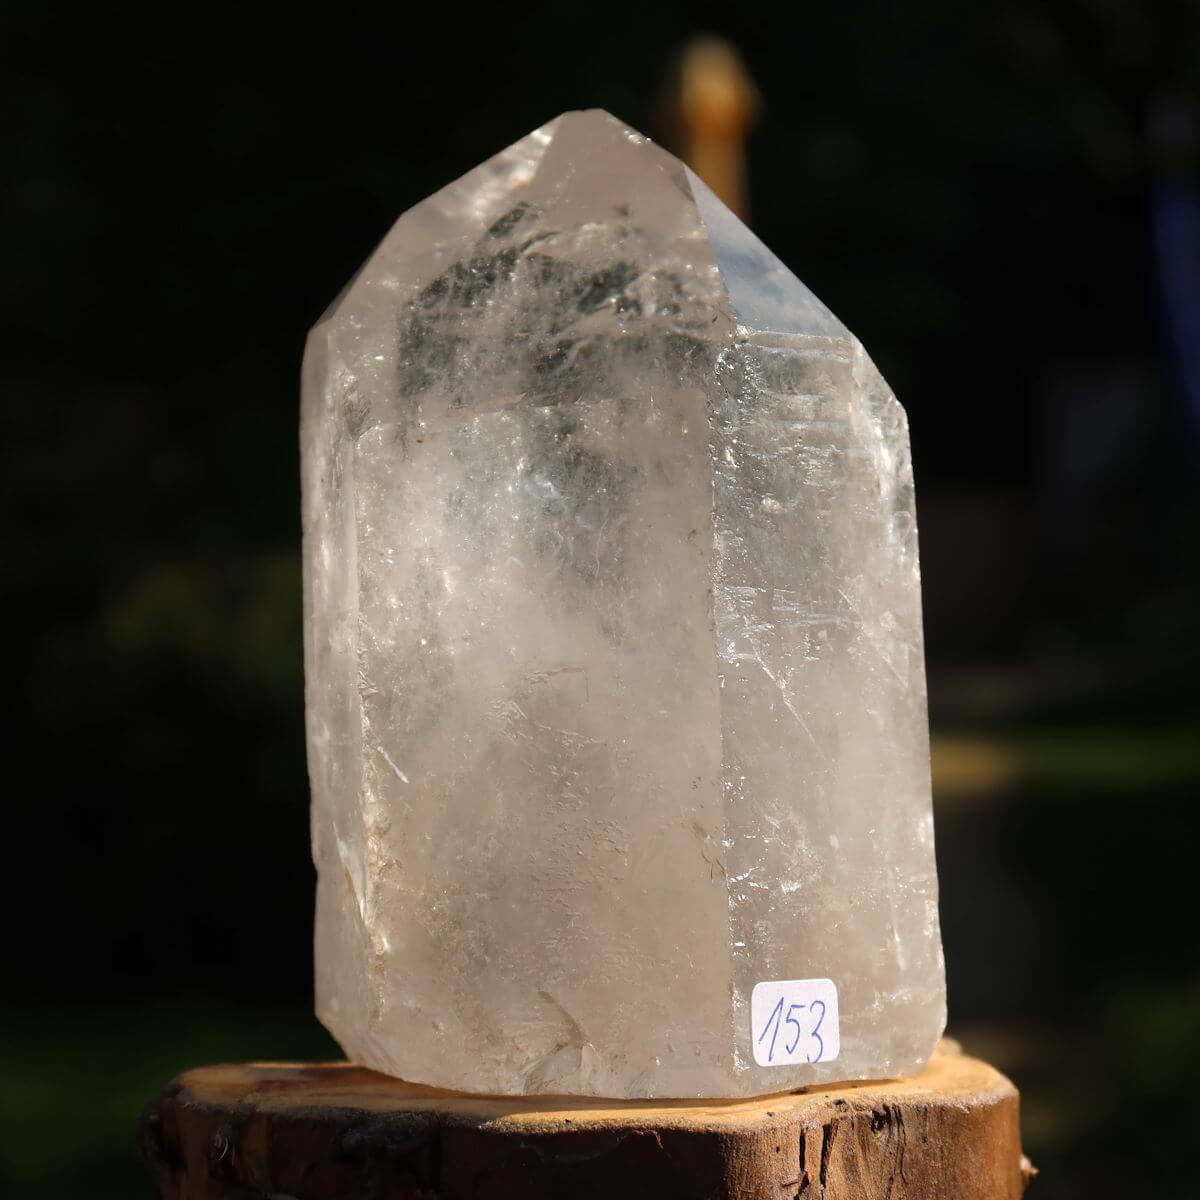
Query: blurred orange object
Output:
[[678, 36, 759, 219]]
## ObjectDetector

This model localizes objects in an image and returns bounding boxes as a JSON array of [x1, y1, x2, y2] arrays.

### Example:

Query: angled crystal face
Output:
[[302, 109, 944, 1098]]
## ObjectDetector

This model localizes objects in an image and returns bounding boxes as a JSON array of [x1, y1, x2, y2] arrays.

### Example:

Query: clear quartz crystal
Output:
[[302, 110, 945, 1099]]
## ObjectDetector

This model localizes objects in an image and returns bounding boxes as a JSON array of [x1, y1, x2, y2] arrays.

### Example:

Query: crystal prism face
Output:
[[302, 110, 945, 1098]]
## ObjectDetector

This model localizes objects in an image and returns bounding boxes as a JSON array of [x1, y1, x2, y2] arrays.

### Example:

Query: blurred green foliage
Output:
[[1, 1008, 338, 1199]]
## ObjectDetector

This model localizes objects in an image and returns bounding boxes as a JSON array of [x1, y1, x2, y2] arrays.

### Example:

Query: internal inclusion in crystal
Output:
[[302, 110, 945, 1098]]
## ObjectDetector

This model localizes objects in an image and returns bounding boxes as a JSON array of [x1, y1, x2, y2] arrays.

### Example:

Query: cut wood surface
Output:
[[140, 1040, 1032, 1199]]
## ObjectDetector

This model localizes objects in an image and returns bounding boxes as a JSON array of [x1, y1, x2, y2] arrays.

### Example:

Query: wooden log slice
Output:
[[139, 1040, 1031, 1199]]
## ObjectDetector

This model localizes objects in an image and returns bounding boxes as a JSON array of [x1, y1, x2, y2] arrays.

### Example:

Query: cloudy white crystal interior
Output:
[[302, 109, 945, 1098]]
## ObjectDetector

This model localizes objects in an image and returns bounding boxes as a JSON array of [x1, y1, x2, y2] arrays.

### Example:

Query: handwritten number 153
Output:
[[757, 995, 826, 1063]]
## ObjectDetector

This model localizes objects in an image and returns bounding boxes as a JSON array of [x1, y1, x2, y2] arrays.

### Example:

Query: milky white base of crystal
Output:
[[303, 110, 945, 1098]]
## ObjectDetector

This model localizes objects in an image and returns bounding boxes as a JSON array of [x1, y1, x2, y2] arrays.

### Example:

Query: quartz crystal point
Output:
[[302, 110, 945, 1099]]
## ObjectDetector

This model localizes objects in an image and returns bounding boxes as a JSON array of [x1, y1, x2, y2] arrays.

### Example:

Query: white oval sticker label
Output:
[[751, 978, 840, 1066]]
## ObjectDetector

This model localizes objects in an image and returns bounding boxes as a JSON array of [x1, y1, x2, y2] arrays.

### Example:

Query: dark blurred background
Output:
[[3, 3, 1199, 1197]]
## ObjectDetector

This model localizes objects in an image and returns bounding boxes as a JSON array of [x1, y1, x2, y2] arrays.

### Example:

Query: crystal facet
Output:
[[302, 110, 945, 1098]]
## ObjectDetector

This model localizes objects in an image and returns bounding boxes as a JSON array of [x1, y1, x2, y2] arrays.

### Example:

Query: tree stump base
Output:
[[140, 1039, 1031, 1199]]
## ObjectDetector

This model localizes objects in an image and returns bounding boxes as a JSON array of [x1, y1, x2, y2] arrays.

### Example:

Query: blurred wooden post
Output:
[[140, 1041, 1032, 1199], [676, 36, 760, 219]]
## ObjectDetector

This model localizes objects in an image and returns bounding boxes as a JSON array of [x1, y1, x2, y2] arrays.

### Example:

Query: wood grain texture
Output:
[[139, 1041, 1032, 1199]]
